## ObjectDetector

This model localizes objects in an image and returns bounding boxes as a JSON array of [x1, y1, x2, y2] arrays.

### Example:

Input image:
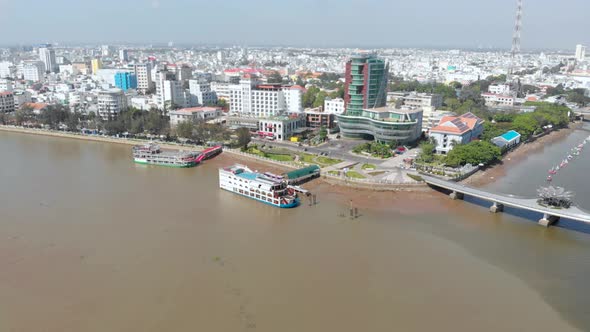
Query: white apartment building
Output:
[[39, 45, 57, 73], [482, 93, 515, 107], [133, 63, 153, 93], [155, 71, 188, 110], [576, 44, 586, 62], [97, 88, 127, 120], [404, 93, 443, 108], [188, 80, 217, 106], [0, 92, 15, 113], [0, 78, 13, 92], [130, 96, 156, 111], [119, 49, 129, 62], [101, 45, 110, 56], [68, 92, 81, 106], [169, 106, 222, 127], [229, 79, 253, 114], [324, 98, 345, 115], [0, 61, 15, 78], [22, 62, 44, 82], [387, 92, 443, 109], [210, 81, 231, 100], [59, 64, 78, 76], [488, 84, 511, 95], [281, 86, 304, 113]]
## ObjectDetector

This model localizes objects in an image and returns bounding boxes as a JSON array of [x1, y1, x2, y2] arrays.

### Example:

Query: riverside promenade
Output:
[[422, 175, 590, 227]]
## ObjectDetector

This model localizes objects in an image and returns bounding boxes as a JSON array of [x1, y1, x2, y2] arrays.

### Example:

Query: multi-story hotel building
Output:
[[38, 44, 57, 73], [338, 54, 423, 143], [229, 79, 303, 117], [132, 63, 153, 93], [343, 53, 388, 116]]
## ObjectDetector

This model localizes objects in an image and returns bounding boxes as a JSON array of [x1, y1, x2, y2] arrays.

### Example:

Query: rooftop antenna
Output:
[[509, 0, 523, 80]]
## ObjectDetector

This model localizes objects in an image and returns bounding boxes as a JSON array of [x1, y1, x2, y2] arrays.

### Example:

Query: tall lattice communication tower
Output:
[[509, 0, 523, 76]]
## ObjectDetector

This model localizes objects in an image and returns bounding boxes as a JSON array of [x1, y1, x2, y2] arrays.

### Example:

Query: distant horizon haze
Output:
[[0, 0, 588, 50]]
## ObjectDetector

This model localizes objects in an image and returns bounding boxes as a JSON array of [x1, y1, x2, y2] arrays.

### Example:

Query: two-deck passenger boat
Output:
[[219, 164, 299, 208], [132, 143, 199, 167]]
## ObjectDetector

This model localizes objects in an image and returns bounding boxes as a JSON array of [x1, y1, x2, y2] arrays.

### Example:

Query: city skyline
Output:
[[1, 0, 589, 50]]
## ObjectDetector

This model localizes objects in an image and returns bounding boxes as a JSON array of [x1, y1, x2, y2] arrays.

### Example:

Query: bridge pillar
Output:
[[449, 191, 464, 200], [538, 213, 560, 227], [489, 202, 504, 213]]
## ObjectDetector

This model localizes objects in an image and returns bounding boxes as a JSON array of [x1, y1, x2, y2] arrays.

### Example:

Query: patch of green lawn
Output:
[[316, 156, 342, 166], [345, 170, 366, 179], [266, 154, 294, 162], [298, 153, 316, 164]]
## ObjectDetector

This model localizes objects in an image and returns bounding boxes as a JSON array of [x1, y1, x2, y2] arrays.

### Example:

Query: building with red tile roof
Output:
[[429, 112, 484, 154], [22, 102, 49, 114]]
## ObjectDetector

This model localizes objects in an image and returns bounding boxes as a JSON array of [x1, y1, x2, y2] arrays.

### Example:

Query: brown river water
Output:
[[1, 130, 590, 332]]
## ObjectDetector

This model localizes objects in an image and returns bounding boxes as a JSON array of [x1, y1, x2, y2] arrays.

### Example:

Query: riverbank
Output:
[[0, 125, 195, 151], [462, 122, 584, 187], [0, 125, 426, 191]]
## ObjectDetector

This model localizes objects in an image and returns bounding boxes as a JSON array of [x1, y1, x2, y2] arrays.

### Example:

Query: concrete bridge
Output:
[[422, 175, 590, 227]]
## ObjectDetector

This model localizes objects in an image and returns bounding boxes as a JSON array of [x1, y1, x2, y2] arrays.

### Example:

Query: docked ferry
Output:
[[219, 164, 300, 208], [132, 143, 200, 167]]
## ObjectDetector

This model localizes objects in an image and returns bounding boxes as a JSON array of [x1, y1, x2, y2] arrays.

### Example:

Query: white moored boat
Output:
[[219, 164, 300, 208]]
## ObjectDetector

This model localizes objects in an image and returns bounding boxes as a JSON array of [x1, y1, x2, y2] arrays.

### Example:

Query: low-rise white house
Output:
[[482, 93, 515, 107], [324, 97, 345, 115], [169, 106, 223, 127], [488, 84, 511, 95], [429, 112, 484, 154]]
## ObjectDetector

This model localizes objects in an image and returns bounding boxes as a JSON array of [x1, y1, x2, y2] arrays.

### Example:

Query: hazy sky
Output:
[[1, 0, 588, 50]]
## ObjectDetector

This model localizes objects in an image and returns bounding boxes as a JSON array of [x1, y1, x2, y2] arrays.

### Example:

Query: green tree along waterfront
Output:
[[418, 102, 573, 168], [353, 141, 397, 158], [175, 121, 195, 139], [445, 141, 502, 167], [236, 127, 251, 151]]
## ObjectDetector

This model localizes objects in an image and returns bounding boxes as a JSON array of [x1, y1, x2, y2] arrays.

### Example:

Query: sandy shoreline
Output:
[[462, 122, 584, 187]]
